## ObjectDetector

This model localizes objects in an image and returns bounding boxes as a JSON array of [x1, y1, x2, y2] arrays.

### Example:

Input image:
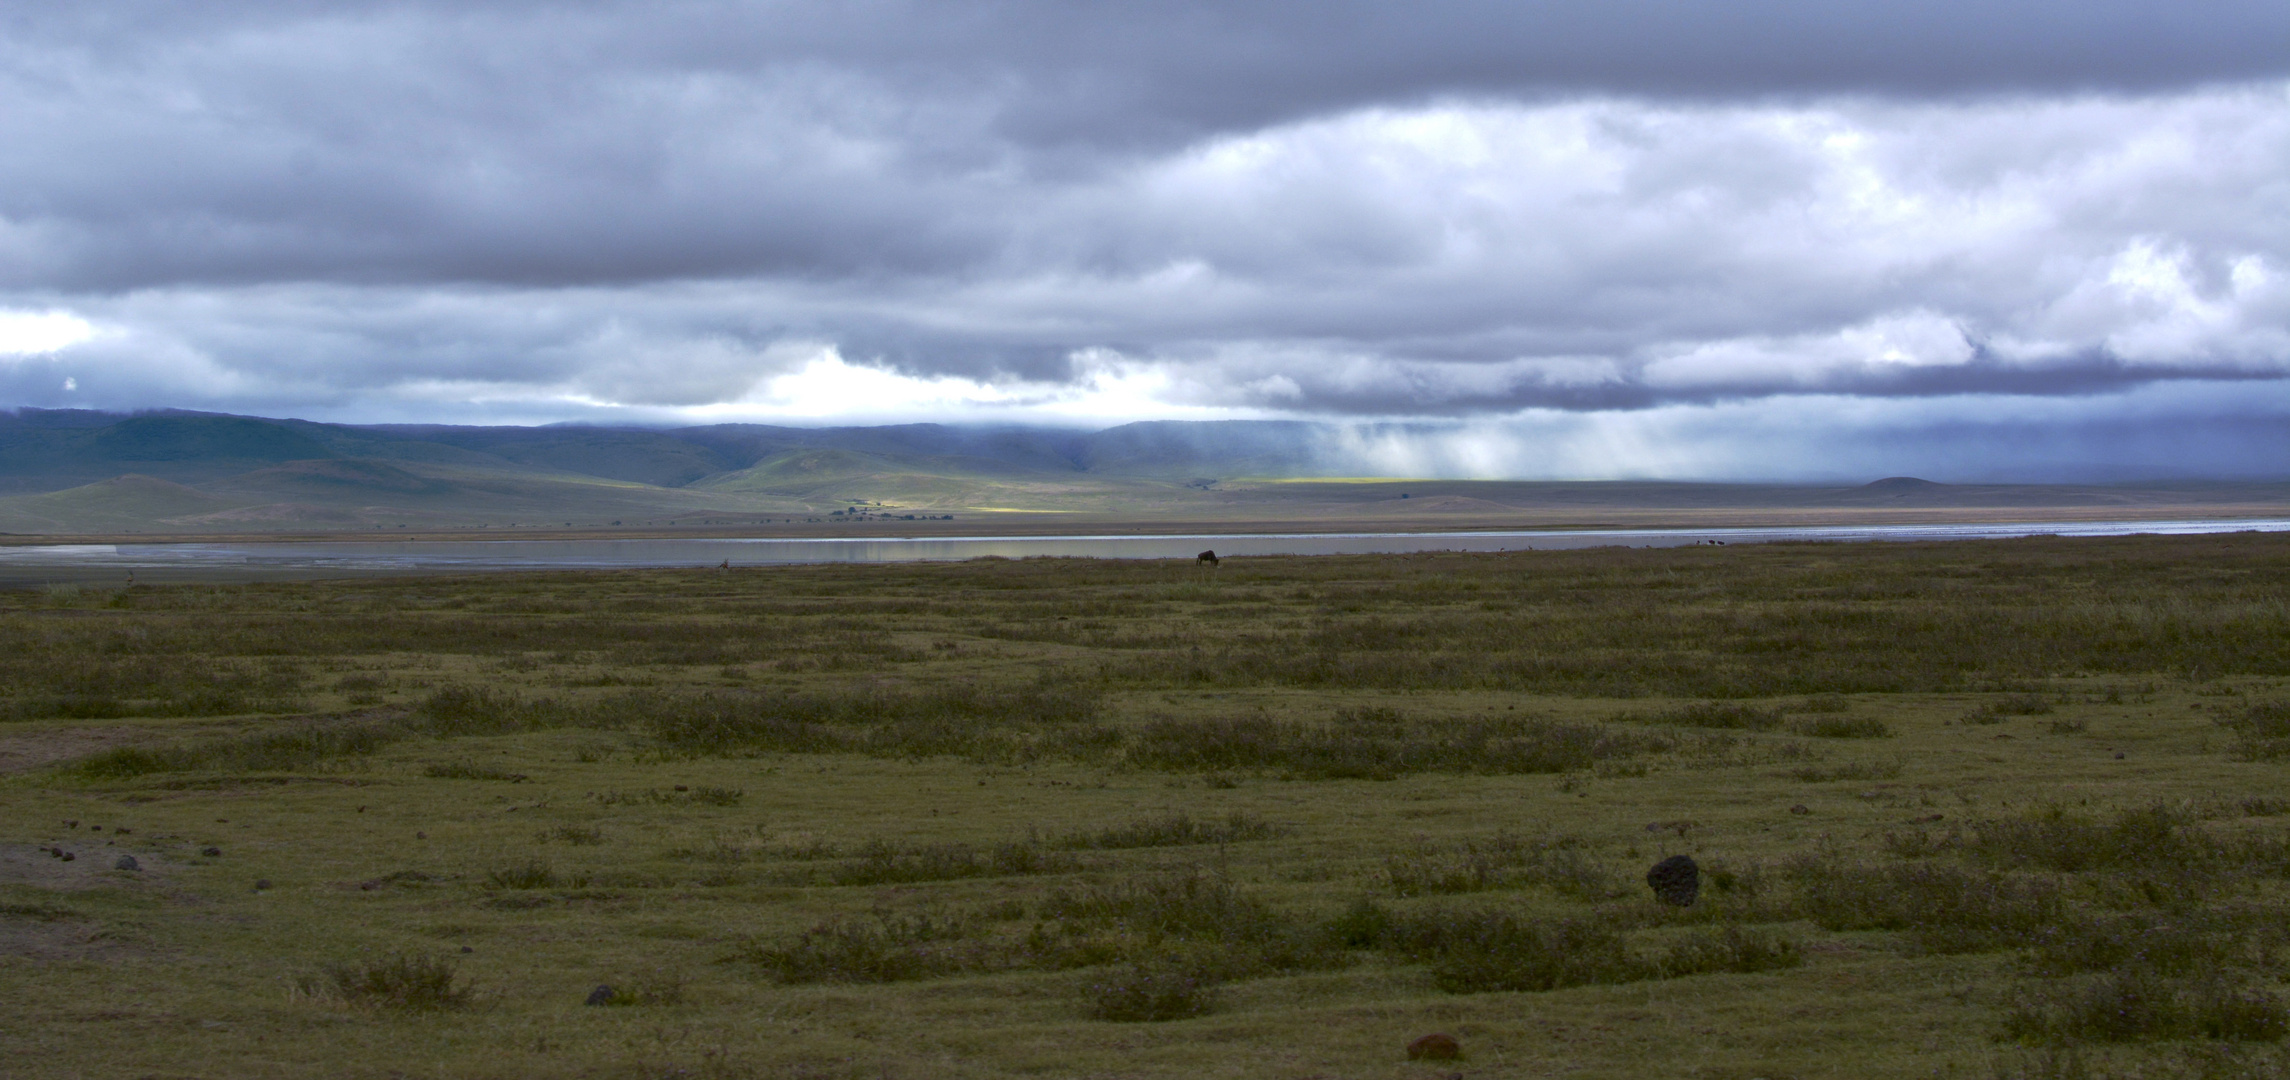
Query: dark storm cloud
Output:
[[6, 1, 2288, 290]]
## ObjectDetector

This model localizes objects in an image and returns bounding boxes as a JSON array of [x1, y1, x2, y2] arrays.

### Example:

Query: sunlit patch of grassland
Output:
[[0, 532, 2286, 1078]]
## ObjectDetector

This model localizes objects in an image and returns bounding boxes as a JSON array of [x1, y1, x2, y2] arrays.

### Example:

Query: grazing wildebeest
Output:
[[1197, 550, 1220, 567]]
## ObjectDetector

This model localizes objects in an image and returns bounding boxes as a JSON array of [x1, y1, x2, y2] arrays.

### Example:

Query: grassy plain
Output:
[[2, 533, 2288, 1079]]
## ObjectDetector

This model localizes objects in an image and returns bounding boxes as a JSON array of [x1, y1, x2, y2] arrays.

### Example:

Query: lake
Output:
[[3, 517, 2285, 574]]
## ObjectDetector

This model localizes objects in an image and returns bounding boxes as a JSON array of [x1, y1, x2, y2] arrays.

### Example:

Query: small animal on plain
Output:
[[1197, 550, 1220, 567]]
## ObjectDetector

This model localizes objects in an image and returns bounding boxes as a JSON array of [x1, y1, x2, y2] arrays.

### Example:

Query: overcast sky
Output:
[[1, 1, 2286, 480]]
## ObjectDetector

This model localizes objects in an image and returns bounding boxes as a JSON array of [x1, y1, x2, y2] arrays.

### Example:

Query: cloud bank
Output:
[[1, 2, 2285, 479]]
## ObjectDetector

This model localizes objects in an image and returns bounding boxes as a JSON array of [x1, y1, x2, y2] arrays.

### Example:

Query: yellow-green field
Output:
[[3, 535, 2288, 1079]]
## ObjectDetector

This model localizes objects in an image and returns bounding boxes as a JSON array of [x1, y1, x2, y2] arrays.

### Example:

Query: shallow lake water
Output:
[[2, 517, 2285, 574]]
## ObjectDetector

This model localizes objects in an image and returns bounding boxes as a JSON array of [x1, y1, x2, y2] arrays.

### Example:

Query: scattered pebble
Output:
[[416, 831, 427, 840], [201, 846, 222, 857], [1788, 804, 1811, 815], [253, 879, 272, 891], [585, 985, 618, 1006], [114, 855, 139, 871], [460, 946, 474, 954], [2115, 752, 2127, 760]]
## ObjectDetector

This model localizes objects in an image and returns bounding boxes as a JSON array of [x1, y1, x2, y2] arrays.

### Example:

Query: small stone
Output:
[[1406, 1032, 1461, 1060], [253, 879, 272, 891], [459, 945, 474, 954], [585, 984, 618, 1006], [114, 855, 140, 871], [1788, 804, 1811, 815], [416, 832, 427, 840], [60, 851, 75, 862], [2114, 752, 2126, 760], [1646, 854, 1700, 907], [201, 846, 222, 857]]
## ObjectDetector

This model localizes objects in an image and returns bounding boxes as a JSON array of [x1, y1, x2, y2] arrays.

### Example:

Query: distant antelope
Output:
[[1197, 550, 1219, 567]]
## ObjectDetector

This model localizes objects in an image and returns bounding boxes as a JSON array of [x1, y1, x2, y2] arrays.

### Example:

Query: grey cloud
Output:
[[1, 3, 2287, 439]]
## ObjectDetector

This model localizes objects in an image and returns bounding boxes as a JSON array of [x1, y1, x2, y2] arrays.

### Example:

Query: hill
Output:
[[1, 408, 2287, 535]]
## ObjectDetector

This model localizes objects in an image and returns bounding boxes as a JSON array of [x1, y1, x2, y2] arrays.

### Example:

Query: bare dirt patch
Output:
[[0, 842, 169, 892], [0, 725, 146, 776], [0, 905, 117, 961]]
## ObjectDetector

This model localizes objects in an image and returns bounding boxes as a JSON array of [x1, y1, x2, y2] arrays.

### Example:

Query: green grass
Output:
[[1, 533, 2288, 1078]]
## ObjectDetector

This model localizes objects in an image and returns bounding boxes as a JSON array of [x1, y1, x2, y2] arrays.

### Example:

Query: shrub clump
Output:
[[731, 909, 992, 983], [2005, 970, 2288, 1043], [1965, 694, 2055, 724], [2226, 701, 2290, 761], [1615, 702, 1784, 731], [485, 861, 589, 890], [1126, 709, 1669, 779], [1382, 833, 1610, 899], [1788, 716, 1892, 739], [1786, 858, 2060, 953], [1055, 812, 1286, 850], [423, 760, 528, 781], [300, 953, 473, 1011], [1084, 962, 1222, 1022], [1409, 915, 1802, 994], [820, 840, 1080, 886]]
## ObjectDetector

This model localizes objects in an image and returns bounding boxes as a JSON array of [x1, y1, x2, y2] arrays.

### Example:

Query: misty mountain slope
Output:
[[1073, 420, 1331, 477], [696, 447, 1189, 511], [0, 412, 346, 492], [0, 474, 255, 533], [188, 458, 808, 525], [347, 424, 749, 487]]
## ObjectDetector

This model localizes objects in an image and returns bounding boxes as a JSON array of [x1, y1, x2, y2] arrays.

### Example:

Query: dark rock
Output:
[[1406, 1032, 1461, 1060], [2114, 752, 2127, 760], [1788, 804, 1811, 815], [459, 945, 474, 954], [585, 985, 618, 1007], [1646, 854, 1700, 907], [201, 846, 222, 857], [253, 879, 272, 891], [59, 851, 75, 862], [114, 855, 140, 871]]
